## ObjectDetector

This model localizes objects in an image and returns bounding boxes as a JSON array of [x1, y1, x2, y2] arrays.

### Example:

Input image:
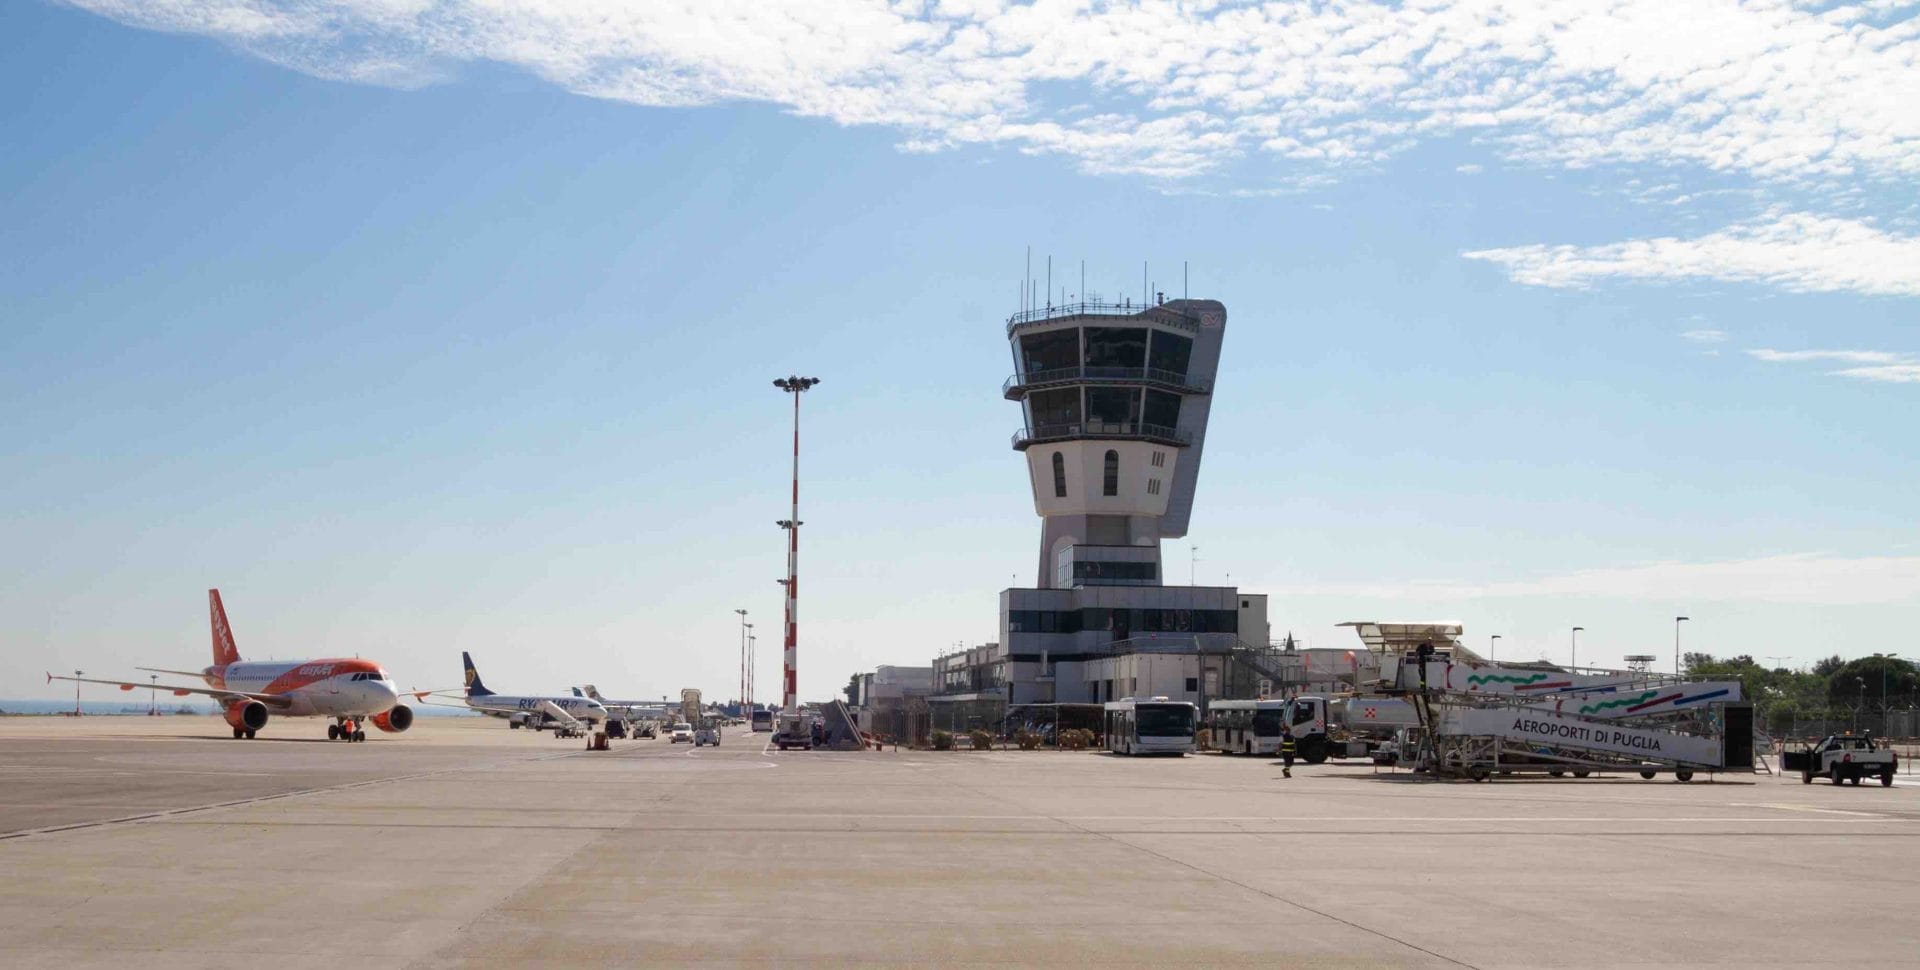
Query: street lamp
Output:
[[746, 627, 756, 710], [149, 674, 158, 716], [1489, 634, 1502, 664], [1570, 627, 1584, 671], [773, 375, 820, 718], [1674, 616, 1690, 677], [735, 608, 749, 715]]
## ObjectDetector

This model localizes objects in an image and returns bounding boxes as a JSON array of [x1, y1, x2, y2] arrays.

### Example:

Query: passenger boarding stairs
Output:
[[1385, 653, 1753, 781]]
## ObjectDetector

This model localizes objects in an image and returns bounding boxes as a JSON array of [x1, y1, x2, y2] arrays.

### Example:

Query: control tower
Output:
[[1004, 298, 1227, 588]]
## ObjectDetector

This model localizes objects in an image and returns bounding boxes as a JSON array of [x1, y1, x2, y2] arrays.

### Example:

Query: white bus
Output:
[[1103, 698, 1197, 756], [1207, 698, 1289, 755], [750, 710, 773, 733]]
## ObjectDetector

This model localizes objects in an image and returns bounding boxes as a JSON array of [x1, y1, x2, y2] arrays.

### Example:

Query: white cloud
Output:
[[1463, 212, 1920, 298], [1681, 329, 1727, 343], [1831, 363, 1920, 383], [52, 1, 1920, 183], [1455, 163, 1483, 175], [1746, 348, 1907, 365], [1276, 554, 1920, 606], [1745, 347, 1920, 383]]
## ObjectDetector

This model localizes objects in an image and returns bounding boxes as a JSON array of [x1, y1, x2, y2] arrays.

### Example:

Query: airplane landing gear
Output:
[[330, 719, 367, 742]]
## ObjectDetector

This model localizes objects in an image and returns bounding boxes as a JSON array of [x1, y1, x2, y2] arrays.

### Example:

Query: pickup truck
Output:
[[1786, 734, 1898, 786]]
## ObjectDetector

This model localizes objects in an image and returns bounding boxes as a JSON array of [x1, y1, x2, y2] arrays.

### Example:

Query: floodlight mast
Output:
[[773, 376, 820, 716]]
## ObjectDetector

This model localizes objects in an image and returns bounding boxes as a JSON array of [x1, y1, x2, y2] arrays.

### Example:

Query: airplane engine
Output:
[[224, 700, 269, 733], [372, 704, 414, 733]]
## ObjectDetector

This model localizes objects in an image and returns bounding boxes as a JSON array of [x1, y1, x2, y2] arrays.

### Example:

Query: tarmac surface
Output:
[[3, 716, 1918, 968]]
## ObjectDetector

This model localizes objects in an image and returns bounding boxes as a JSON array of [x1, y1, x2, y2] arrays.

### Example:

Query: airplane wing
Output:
[[135, 666, 211, 678], [48, 672, 294, 709]]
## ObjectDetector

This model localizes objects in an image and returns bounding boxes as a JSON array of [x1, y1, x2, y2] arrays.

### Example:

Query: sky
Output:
[[3, 0, 1918, 704]]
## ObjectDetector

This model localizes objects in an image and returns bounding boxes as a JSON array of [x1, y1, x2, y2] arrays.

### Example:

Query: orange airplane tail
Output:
[[209, 589, 242, 667]]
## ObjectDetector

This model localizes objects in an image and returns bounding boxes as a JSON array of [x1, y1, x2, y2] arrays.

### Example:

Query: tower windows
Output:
[[1147, 478, 1161, 495], [1103, 450, 1119, 496], [1051, 452, 1066, 498]]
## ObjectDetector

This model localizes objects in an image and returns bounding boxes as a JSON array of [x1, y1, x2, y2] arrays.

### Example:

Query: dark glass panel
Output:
[[1143, 390, 1181, 429], [1028, 388, 1080, 427], [1086, 387, 1139, 425], [1020, 329, 1079, 374], [1084, 327, 1147, 370], [1148, 330, 1193, 376]]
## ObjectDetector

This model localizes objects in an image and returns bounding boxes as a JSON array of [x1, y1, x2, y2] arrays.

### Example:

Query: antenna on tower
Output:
[[1184, 261, 1188, 301]]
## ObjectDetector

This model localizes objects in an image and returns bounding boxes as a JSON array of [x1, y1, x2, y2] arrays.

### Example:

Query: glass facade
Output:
[[1020, 329, 1078, 374], [1071, 561, 1156, 582], [1084, 327, 1147, 369], [1006, 608, 1238, 634]]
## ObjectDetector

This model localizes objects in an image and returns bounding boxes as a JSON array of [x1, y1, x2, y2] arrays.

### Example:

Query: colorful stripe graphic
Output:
[[1468, 672, 1550, 687], [1579, 691, 1658, 715]]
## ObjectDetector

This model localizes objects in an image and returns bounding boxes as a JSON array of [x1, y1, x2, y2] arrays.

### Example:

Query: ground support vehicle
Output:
[[1104, 698, 1197, 756], [1208, 699, 1287, 755], [667, 721, 694, 743], [1785, 735, 1897, 786], [1401, 690, 1751, 782], [772, 712, 814, 750], [750, 710, 773, 732], [694, 718, 722, 747]]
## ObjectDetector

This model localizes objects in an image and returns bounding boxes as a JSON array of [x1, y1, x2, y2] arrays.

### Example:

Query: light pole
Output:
[[1674, 616, 1689, 677], [72, 669, 83, 717], [1570, 627, 1583, 672], [735, 608, 748, 716], [1190, 544, 1200, 586], [773, 375, 820, 718], [746, 628, 756, 711], [1490, 634, 1502, 664], [149, 674, 158, 716]]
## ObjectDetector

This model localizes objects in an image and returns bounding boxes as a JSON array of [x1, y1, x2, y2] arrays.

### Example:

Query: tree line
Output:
[[1683, 652, 1918, 725]]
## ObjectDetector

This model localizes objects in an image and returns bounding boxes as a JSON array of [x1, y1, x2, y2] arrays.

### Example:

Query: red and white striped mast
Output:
[[773, 376, 819, 718]]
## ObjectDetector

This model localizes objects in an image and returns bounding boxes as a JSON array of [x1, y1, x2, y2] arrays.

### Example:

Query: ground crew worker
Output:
[[343, 718, 358, 742], [1279, 728, 1296, 778]]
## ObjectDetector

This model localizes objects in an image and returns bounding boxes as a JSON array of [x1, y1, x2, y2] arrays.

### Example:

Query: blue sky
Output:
[[4, 1, 1917, 701]]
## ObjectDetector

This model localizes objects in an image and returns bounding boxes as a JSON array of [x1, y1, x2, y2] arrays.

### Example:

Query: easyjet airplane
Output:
[[50, 589, 414, 741]]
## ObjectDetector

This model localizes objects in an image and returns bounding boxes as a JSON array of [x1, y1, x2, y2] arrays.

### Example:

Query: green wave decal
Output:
[[1578, 691, 1657, 715], [1467, 672, 1549, 686]]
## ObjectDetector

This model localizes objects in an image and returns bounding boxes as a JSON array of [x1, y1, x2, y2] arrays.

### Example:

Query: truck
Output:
[[1786, 734, 1898, 786], [693, 716, 722, 747], [680, 688, 702, 725]]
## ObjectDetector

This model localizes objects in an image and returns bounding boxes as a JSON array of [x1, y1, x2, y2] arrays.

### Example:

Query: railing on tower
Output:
[[1011, 422, 1191, 449], [1005, 301, 1201, 335], [1002, 366, 1212, 397]]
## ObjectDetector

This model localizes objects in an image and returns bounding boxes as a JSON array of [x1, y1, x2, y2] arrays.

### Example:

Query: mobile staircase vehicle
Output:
[[1378, 646, 1754, 782]]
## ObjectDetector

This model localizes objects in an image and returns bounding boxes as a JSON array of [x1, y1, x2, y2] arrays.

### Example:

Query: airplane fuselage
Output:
[[202, 658, 400, 718], [471, 695, 606, 726]]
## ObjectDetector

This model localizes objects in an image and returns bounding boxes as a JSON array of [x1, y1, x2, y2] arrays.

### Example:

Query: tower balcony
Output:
[[1012, 421, 1191, 451], [1005, 300, 1201, 338], [1002, 366, 1213, 400]]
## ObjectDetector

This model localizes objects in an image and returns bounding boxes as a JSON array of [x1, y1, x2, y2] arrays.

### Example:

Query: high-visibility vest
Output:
[[1279, 737, 1296, 754]]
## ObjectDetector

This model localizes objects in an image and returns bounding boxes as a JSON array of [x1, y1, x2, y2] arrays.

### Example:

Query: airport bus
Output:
[[750, 709, 773, 733], [1103, 698, 1197, 756], [1207, 698, 1288, 755]]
